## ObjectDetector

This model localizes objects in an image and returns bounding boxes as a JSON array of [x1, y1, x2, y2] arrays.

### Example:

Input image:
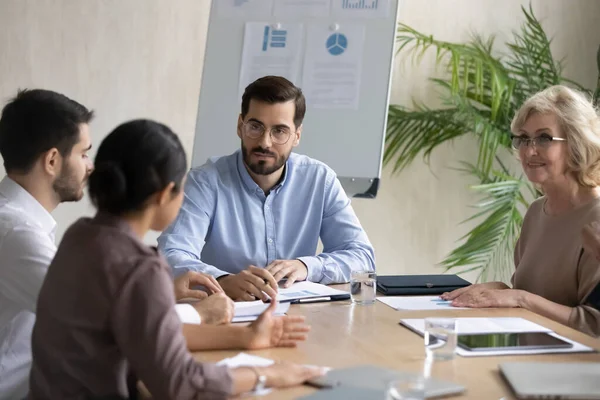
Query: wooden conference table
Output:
[[191, 284, 600, 399]]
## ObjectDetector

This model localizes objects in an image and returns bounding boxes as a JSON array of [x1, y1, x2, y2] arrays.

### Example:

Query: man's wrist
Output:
[[296, 259, 309, 281]]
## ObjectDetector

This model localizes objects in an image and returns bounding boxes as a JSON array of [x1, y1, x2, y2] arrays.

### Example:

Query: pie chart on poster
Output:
[[326, 33, 348, 56]]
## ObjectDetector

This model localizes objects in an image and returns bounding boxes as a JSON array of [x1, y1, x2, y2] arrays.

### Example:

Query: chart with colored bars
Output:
[[342, 0, 380, 9]]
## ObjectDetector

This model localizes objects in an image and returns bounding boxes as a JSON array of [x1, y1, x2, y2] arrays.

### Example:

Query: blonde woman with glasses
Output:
[[442, 85, 600, 337]]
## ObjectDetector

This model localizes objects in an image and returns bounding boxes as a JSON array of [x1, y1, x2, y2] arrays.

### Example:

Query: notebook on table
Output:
[[499, 362, 600, 399], [306, 365, 465, 398], [376, 274, 471, 295]]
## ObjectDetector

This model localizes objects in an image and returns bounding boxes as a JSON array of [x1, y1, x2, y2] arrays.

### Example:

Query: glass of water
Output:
[[350, 270, 376, 305], [424, 318, 457, 361]]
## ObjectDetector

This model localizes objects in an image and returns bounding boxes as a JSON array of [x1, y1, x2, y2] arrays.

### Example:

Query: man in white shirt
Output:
[[0, 89, 95, 399], [0, 90, 233, 399]]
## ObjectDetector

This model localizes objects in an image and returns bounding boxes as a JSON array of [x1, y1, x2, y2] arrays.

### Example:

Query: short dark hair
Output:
[[88, 119, 187, 215], [241, 76, 306, 127], [0, 89, 94, 173]]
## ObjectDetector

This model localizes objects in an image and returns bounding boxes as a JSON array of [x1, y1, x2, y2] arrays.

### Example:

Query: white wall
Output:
[[0, 0, 598, 281]]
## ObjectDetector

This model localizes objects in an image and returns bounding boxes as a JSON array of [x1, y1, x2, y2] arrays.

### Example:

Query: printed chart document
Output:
[[232, 301, 290, 323], [400, 317, 594, 357], [377, 296, 469, 311], [239, 22, 303, 99], [217, 0, 274, 18], [273, 0, 331, 17], [276, 281, 350, 303], [331, 0, 391, 18], [302, 24, 365, 109]]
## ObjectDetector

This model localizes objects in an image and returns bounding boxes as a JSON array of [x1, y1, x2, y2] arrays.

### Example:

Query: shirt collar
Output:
[[235, 150, 290, 195], [0, 176, 56, 234]]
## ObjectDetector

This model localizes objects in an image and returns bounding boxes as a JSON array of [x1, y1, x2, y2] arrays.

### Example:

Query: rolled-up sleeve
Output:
[[110, 259, 232, 399]]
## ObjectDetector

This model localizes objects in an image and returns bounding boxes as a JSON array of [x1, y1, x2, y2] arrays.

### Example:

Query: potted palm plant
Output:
[[384, 5, 600, 282]]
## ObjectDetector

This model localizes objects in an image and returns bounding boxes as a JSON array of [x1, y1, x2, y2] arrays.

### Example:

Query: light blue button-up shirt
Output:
[[157, 151, 375, 284]]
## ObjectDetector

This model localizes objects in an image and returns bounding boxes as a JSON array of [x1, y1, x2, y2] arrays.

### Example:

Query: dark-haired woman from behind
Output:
[[28, 120, 324, 400]]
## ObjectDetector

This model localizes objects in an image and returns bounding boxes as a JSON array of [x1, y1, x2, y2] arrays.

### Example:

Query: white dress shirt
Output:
[[0, 177, 200, 400], [0, 177, 56, 400]]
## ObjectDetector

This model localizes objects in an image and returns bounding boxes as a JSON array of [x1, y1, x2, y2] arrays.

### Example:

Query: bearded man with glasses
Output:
[[158, 76, 375, 302]]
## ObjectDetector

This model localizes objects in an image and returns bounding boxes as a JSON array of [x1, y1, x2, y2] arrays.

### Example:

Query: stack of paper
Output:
[[399, 317, 594, 357], [233, 301, 290, 323]]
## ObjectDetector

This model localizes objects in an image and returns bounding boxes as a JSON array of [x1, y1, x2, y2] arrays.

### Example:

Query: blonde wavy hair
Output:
[[511, 85, 600, 187]]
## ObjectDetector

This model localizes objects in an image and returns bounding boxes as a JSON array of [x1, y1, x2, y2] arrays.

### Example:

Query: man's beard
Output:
[[242, 143, 288, 176], [53, 163, 85, 203]]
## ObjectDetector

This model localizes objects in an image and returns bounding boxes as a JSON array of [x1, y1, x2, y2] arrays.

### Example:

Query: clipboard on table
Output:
[[288, 294, 351, 304], [275, 281, 351, 304]]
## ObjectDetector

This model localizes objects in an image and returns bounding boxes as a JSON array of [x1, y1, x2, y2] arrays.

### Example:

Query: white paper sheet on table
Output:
[[401, 317, 552, 335], [233, 301, 290, 323], [399, 317, 595, 357], [377, 296, 469, 311]]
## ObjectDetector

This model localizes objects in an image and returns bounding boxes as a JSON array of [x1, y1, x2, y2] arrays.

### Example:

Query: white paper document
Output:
[[377, 296, 469, 311], [331, 0, 391, 18], [400, 317, 594, 357], [217, 0, 274, 19], [302, 24, 365, 109], [273, 0, 331, 17], [401, 317, 552, 335], [232, 301, 290, 323], [239, 22, 303, 99], [276, 281, 350, 302]]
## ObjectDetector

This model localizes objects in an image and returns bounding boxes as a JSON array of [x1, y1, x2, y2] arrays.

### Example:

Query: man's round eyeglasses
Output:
[[241, 121, 293, 145]]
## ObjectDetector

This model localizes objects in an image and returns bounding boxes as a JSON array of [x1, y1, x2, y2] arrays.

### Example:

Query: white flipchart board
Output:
[[192, 0, 399, 197]]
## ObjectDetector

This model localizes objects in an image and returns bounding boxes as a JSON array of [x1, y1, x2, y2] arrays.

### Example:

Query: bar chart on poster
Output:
[[342, 0, 380, 9], [193, 0, 399, 197]]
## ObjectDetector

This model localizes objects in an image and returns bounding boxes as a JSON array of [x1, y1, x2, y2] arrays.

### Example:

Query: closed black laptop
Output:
[[376, 274, 471, 295]]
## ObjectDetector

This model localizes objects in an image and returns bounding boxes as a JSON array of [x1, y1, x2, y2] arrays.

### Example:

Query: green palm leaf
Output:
[[384, 105, 467, 173], [442, 164, 528, 281], [505, 4, 563, 101]]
